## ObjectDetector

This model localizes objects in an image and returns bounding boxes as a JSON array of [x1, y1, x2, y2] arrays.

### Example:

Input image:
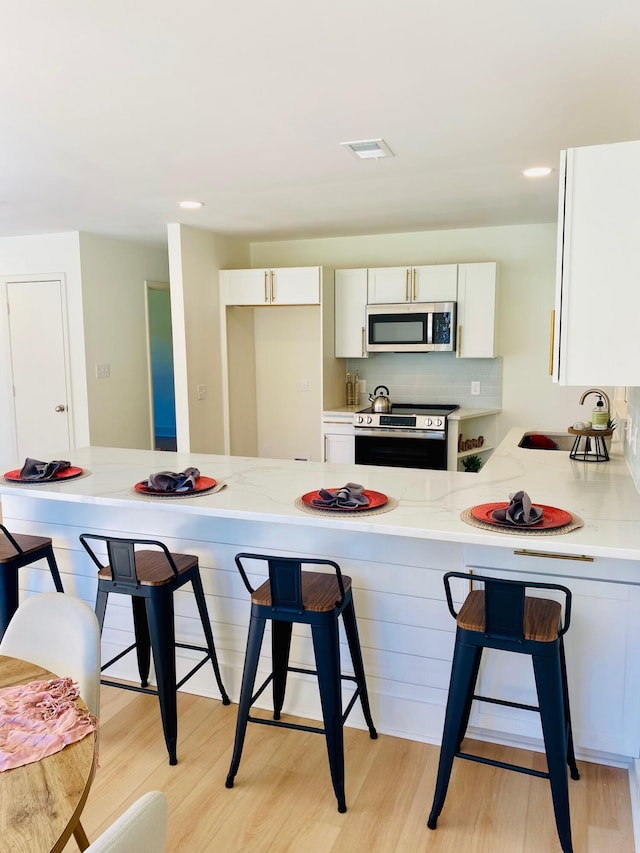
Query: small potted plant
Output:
[[461, 454, 483, 473]]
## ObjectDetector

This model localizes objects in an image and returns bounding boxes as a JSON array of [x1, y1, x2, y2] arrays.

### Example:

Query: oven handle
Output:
[[354, 428, 446, 440]]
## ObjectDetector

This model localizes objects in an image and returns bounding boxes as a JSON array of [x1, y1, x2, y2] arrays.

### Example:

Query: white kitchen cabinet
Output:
[[456, 262, 498, 358], [367, 264, 457, 304], [221, 267, 320, 306], [321, 414, 355, 463], [553, 140, 640, 385], [335, 269, 368, 358]]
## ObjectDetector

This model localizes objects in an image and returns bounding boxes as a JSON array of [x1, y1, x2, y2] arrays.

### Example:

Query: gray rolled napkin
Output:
[[19, 457, 71, 481], [146, 467, 200, 492], [311, 482, 371, 508], [492, 490, 543, 526]]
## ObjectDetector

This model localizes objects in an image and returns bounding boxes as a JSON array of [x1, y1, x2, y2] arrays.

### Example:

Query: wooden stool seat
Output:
[[226, 553, 376, 813], [80, 534, 230, 765], [0, 524, 64, 640], [428, 572, 579, 853], [97, 551, 198, 585], [251, 571, 352, 611], [457, 589, 562, 642]]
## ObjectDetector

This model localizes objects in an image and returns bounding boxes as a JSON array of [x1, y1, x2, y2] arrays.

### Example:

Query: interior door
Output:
[[6, 279, 72, 461]]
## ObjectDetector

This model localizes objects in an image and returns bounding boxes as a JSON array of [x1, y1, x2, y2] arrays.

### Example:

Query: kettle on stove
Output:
[[369, 385, 392, 413]]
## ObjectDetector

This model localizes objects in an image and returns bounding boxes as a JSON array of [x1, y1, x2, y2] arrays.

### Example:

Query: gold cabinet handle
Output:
[[361, 326, 366, 357], [264, 270, 269, 303], [548, 309, 556, 376], [457, 325, 462, 357], [514, 549, 594, 562], [270, 270, 275, 303], [405, 269, 410, 302], [323, 434, 328, 462], [412, 268, 417, 301]]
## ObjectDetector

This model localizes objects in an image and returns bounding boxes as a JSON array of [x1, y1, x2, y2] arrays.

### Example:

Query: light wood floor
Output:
[[66, 686, 635, 853]]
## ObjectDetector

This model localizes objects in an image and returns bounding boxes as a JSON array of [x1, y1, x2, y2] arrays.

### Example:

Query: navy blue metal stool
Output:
[[80, 534, 230, 764], [226, 553, 377, 812], [0, 524, 64, 640], [428, 572, 579, 853]]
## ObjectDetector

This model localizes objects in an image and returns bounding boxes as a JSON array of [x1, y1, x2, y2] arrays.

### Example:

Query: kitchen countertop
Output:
[[1, 427, 638, 562]]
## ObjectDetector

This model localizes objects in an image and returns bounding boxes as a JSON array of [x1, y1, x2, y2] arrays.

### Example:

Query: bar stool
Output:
[[0, 524, 64, 640], [225, 552, 377, 812], [79, 533, 230, 764], [428, 571, 580, 853]]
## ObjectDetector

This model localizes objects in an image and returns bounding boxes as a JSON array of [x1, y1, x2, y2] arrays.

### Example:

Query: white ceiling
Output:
[[1, 0, 640, 246]]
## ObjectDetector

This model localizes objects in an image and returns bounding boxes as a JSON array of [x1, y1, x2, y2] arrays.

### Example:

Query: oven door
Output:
[[354, 429, 448, 470]]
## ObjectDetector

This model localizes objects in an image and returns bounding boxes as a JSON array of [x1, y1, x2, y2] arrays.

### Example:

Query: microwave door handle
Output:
[[427, 312, 433, 344]]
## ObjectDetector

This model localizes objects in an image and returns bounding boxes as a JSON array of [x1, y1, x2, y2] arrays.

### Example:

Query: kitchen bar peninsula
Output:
[[1, 432, 640, 802]]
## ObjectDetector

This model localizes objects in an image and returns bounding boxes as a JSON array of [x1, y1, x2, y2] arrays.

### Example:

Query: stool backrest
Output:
[[443, 571, 572, 639], [234, 553, 346, 613], [79, 534, 180, 589]]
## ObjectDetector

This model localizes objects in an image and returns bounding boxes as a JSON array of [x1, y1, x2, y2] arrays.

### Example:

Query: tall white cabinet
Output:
[[220, 267, 345, 461], [553, 139, 640, 386]]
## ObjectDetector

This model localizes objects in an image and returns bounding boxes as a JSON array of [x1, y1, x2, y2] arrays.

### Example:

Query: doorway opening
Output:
[[145, 281, 177, 451]]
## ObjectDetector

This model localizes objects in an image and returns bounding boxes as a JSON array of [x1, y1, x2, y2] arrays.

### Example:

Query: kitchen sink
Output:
[[518, 432, 575, 451]]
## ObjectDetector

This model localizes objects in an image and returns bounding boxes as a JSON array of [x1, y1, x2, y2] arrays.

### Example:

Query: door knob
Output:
[[55, 404, 66, 412]]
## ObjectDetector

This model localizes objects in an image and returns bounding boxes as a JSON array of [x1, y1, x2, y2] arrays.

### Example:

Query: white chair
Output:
[[85, 791, 168, 852], [0, 591, 101, 716]]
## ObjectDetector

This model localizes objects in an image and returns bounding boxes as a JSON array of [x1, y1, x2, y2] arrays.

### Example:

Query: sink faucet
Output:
[[579, 388, 611, 413]]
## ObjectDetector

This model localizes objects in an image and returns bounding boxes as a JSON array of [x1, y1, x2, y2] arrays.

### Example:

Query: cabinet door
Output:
[[456, 262, 497, 358], [554, 141, 640, 385], [271, 267, 320, 305], [367, 267, 410, 304], [323, 431, 355, 464], [220, 269, 270, 305], [413, 264, 458, 302], [335, 269, 368, 358]]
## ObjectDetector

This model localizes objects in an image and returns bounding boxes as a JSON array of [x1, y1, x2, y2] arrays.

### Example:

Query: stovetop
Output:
[[356, 404, 459, 417], [353, 403, 459, 431]]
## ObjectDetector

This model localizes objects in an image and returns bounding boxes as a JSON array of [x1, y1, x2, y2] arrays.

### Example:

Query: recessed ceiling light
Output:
[[341, 138, 394, 160], [522, 167, 552, 178], [178, 200, 204, 209]]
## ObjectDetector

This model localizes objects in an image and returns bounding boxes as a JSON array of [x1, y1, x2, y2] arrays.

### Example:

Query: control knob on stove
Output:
[[424, 417, 433, 427], [355, 415, 363, 424], [366, 415, 373, 424]]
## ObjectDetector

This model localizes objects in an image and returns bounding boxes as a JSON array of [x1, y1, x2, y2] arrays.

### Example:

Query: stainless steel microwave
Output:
[[365, 302, 456, 353]]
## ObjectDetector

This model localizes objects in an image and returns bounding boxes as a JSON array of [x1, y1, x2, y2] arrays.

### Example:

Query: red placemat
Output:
[[4, 466, 84, 484], [470, 502, 572, 531], [134, 476, 217, 497], [300, 489, 388, 512]]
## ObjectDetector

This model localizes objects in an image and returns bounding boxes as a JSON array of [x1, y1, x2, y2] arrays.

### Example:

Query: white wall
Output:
[[0, 232, 88, 464], [78, 234, 169, 449], [251, 224, 606, 440], [167, 225, 249, 453]]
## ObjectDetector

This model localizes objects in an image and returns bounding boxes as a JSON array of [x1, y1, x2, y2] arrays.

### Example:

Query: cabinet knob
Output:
[[55, 404, 66, 412]]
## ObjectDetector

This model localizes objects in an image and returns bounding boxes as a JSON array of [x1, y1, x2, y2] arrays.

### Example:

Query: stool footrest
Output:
[[457, 750, 550, 780], [248, 714, 325, 735], [101, 641, 213, 692], [473, 693, 540, 714]]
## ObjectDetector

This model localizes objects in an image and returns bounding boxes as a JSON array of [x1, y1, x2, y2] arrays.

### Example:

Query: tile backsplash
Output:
[[346, 352, 502, 409], [625, 386, 640, 492]]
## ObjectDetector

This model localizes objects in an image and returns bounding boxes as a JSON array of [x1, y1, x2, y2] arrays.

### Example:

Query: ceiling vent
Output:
[[341, 138, 394, 160]]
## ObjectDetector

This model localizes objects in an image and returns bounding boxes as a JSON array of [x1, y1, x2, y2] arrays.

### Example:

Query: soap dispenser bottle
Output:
[[592, 395, 609, 429]]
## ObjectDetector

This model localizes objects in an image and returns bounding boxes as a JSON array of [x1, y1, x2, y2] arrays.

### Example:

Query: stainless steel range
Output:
[[353, 404, 459, 470]]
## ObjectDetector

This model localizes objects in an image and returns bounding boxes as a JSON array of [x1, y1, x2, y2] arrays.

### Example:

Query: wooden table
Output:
[[0, 655, 97, 853]]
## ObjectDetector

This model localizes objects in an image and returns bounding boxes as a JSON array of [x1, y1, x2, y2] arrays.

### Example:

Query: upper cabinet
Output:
[[553, 140, 640, 385], [220, 267, 320, 306], [367, 264, 458, 304], [335, 269, 368, 358], [456, 262, 498, 359]]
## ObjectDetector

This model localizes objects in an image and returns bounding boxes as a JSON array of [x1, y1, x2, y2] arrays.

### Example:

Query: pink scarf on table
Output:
[[0, 676, 97, 772]]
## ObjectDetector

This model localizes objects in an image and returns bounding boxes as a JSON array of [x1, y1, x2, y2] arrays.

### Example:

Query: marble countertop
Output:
[[1, 428, 638, 561]]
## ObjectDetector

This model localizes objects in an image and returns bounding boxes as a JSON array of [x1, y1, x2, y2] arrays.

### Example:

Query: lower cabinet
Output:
[[322, 418, 355, 463], [462, 547, 640, 758]]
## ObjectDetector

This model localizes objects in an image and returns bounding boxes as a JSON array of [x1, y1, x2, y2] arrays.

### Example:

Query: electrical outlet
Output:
[[95, 363, 110, 379], [301, 378, 309, 392], [471, 381, 481, 396], [358, 379, 366, 397], [196, 384, 207, 400]]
